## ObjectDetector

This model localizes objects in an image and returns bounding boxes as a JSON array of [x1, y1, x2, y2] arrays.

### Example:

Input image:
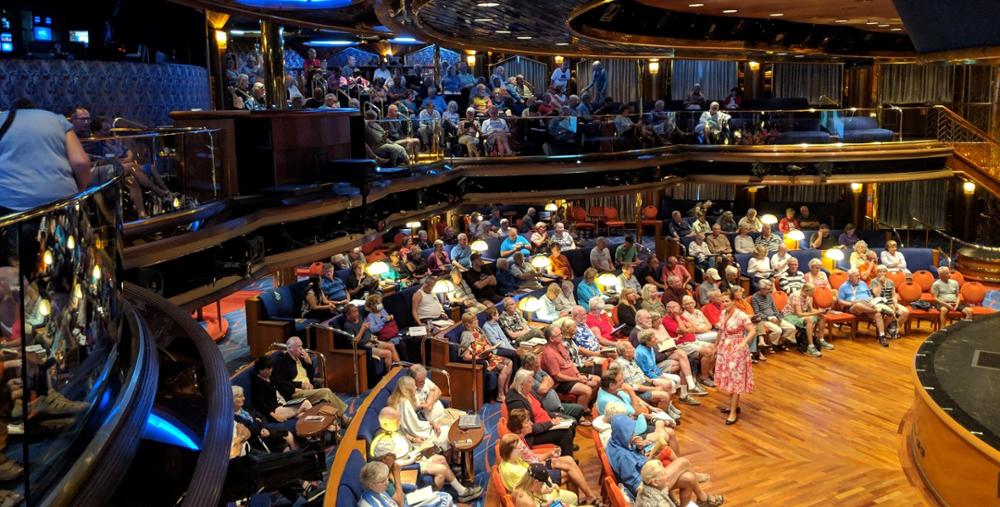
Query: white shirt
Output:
[[481, 118, 509, 136], [734, 235, 755, 254], [748, 256, 772, 278], [396, 399, 450, 450], [551, 230, 576, 250], [373, 68, 392, 83], [688, 240, 711, 259], [551, 67, 571, 90], [880, 250, 908, 272], [770, 252, 792, 277], [415, 379, 446, 423], [590, 246, 614, 272]]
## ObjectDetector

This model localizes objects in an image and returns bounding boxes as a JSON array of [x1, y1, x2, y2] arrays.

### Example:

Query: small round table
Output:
[[448, 422, 484, 483], [295, 402, 338, 444]]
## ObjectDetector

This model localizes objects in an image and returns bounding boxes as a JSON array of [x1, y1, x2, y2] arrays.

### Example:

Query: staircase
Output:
[[931, 105, 1000, 197]]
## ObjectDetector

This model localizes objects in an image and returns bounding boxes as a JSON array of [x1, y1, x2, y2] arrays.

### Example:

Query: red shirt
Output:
[[526, 391, 551, 424], [586, 313, 613, 340], [702, 302, 722, 327], [778, 217, 800, 233], [662, 314, 695, 344], [541, 342, 579, 380], [662, 264, 690, 284]]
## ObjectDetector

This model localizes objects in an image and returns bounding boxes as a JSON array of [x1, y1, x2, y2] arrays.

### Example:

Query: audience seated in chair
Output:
[[271, 337, 349, 417]]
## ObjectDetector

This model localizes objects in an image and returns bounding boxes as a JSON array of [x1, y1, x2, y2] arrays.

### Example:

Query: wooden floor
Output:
[[487, 325, 941, 506]]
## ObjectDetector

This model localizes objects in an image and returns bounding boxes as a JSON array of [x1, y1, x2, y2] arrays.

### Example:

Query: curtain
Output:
[[877, 64, 955, 105], [491, 56, 549, 96], [670, 60, 737, 102], [767, 185, 842, 203], [877, 180, 948, 229], [666, 184, 738, 201], [575, 195, 641, 222], [772, 63, 843, 106], [576, 58, 640, 102]]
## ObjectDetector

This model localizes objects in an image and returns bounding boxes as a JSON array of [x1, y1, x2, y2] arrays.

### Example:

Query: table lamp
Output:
[[471, 240, 489, 253], [367, 261, 390, 278], [596, 272, 620, 293], [517, 296, 541, 319], [761, 214, 778, 226], [785, 229, 805, 250], [823, 248, 845, 272], [530, 255, 551, 271]]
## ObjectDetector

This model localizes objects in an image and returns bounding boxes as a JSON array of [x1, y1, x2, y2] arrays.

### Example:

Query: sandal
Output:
[[697, 494, 725, 507]]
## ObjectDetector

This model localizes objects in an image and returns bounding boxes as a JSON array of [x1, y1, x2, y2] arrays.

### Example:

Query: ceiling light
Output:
[[516, 35, 532, 40], [834, 19, 848, 23], [776, 52, 787, 56], [890, 27, 902, 31], [556, 42, 569, 46], [866, 20, 878, 25], [476, 2, 499, 6], [495, 30, 510, 34], [878, 24, 890, 27], [769, 13, 783, 17], [688, 3, 704, 6], [473, 18, 493, 22], [304, 39, 358, 46], [794, 54, 805, 58], [389, 36, 420, 44], [722, 9, 738, 14]]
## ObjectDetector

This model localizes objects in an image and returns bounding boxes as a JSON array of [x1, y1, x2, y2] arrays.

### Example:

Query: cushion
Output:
[[336, 450, 367, 506], [841, 116, 880, 131], [843, 129, 894, 143]]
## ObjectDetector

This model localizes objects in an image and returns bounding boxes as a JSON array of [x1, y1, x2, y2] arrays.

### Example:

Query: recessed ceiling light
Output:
[[890, 27, 902, 31], [516, 36, 532, 40], [878, 24, 889, 27], [473, 18, 492, 22], [476, 2, 499, 7], [769, 13, 783, 17], [794, 54, 805, 58], [776, 52, 787, 56], [866, 20, 878, 25], [722, 9, 738, 14], [688, 3, 704, 7], [834, 19, 848, 23], [556, 42, 569, 46], [495, 30, 510, 34]]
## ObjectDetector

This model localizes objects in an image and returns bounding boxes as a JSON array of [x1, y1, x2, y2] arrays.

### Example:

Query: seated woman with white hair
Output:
[[368, 439, 455, 507], [358, 461, 401, 507], [231, 385, 294, 457], [803, 258, 830, 289], [681, 295, 717, 343], [880, 240, 909, 274], [586, 296, 617, 341], [634, 458, 724, 507]]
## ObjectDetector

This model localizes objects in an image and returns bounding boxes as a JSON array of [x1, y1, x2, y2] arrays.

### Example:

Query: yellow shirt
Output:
[[498, 460, 578, 505], [293, 359, 309, 386]]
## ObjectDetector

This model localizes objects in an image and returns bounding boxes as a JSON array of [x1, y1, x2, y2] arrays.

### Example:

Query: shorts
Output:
[[678, 341, 706, 358], [554, 381, 579, 394], [638, 391, 654, 402], [784, 314, 805, 328], [935, 302, 968, 312]]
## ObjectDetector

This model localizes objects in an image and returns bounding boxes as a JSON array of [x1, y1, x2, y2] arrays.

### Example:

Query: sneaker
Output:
[[700, 378, 716, 388], [818, 339, 835, 351], [878, 335, 889, 347], [689, 384, 709, 396], [679, 395, 702, 406], [459, 485, 484, 503], [806, 346, 822, 358], [667, 403, 682, 419], [36, 392, 89, 417]]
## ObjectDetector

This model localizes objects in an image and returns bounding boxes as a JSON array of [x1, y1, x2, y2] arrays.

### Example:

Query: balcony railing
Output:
[[79, 127, 220, 222]]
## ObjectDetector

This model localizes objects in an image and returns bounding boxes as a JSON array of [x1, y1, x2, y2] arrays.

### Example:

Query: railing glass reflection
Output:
[[79, 127, 219, 222], [0, 178, 123, 504], [364, 107, 927, 165]]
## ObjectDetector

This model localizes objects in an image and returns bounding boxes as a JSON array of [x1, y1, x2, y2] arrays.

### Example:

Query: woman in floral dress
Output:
[[714, 292, 755, 425], [459, 312, 513, 401]]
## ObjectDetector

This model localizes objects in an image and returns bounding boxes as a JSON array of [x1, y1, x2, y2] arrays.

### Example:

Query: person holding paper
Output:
[[505, 370, 578, 457], [499, 423, 600, 505], [368, 440, 456, 507]]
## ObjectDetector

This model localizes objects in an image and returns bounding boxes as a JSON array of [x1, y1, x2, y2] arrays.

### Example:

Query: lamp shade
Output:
[[787, 230, 805, 241], [67, 235, 76, 250], [963, 181, 976, 195], [471, 240, 489, 253], [648, 59, 660, 75], [544, 202, 558, 212], [824, 248, 845, 261], [406, 221, 422, 229], [596, 273, 620, 289], [432, 279, 455, 294], [43, 250, 53, 266], [39, 298, 51, 317], [517, 296, 542, 313], [367, 261, 390, 277], [761, 214, 778, 225], [850, 183, 863, 193], [92, 264, 102, 281], [530, 255, 551, 270]]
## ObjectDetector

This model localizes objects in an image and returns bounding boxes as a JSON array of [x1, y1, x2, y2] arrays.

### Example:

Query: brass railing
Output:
[[929, 105, 1000, 181]]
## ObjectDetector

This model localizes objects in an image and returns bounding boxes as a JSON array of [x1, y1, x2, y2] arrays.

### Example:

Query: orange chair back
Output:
[[497, 417, 510, 437], [772, 291, 789, 312], [593, 429, 616, 482], [393, 232, 408, 245], [500, 402, 509, 420], [572, 206, 591, 223], [829, 270, 849, 290], [912, 270, 935, 292], [886, 271, 906, 290], [961, 281, 987, 305], [491, 464, 509, 499], [642, 205, 658, 219], [604, 207, 620, 220], [611, 305, 620, 326], [604, 476, 629, 507], [742, 297, 756, 314], [589, 207, 606, 220], [897, 282, 924, 304], [501, 495, 514, 507], [951, 271, 965, 286], [813, 287, 835, 309]]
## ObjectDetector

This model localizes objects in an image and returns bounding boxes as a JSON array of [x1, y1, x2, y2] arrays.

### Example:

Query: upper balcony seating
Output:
[[839, 116, 895, 143]]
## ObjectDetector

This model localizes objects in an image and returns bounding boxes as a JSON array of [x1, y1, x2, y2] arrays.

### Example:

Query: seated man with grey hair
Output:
[[837, 268, 888, 347], [550, 222, 576, 251], [367, 441, 456, 507], [520, 351, 586, 420], [750, 280, 797, 349], [614, 340, 681, 421], [271, 336, 349, 417], [408, 364, 447, 423]]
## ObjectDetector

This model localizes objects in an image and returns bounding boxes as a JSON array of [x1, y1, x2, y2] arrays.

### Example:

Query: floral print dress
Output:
[[714, 309, 755, 394]]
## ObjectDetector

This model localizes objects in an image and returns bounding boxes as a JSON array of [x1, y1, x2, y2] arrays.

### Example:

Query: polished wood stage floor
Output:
[[486, 327, 941, 506]]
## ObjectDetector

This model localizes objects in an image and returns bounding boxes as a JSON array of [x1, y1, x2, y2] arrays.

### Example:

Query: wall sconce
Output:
[[963, 180, 976, 195], [406, 221, 422, 229], [648, 59, 660, 75], [748, 60, 760, 72], [554, 55, 564, 65], [215, 30, 228, 50], [850, 183, 863, 194], [465, 50, 477, 68], [544, 202, 558, 212]]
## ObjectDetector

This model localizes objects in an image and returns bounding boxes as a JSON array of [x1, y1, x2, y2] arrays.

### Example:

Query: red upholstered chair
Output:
[[813, 286, 856, 339], [828, 270, 849, 290], [501, 496, 514, 507], [572, 207, 596, 238], [593, 427, 615, 482], [639, 205, 660, 234], [589, 207, 608, 234], [772, 290, 789, 312], [885, 270, 906, 290], [898, 282, 937, 333], [912, 270, 935, 295], [960, 282, 997, 316], [950, 271, 965, 287], [603, 207, 627, 235], [604, 476, 629, 507], [491, 465, 509, 500]]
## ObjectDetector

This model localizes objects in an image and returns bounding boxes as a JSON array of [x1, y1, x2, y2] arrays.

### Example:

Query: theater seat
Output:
[[960, 282, 997, 316], [898, 282, 938, 333], [828, 270, 849, 290], [813, 287, 855, 339], [603, 207, 626, 234]]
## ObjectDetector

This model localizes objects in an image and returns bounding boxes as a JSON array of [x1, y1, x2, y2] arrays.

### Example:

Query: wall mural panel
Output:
[[0, 59, 211, 127]]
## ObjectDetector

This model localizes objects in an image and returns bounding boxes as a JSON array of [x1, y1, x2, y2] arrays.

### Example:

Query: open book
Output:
[[551, 419, 574, 430], [407, 326, 428, 337], [520, 337, 547, 347], [405, 486, 437, 507], [657, 338, 677, 353]]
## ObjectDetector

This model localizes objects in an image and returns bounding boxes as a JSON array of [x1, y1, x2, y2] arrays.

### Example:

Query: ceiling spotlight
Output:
[[556, 42, 569, 46], [473, 18, 493, 22], [794, 54, 805, 58], [516, 35, 532, 39], [866, 20, 878, 25], [769, 13, 784, 17], [878, 24, 889, 27], [688, 3, 704, 6], [722, 9, 738, 14], [890, 27, 902, 31], [476, 2, 499, 6], [834, 19, 848, 23], [495, 29, 511, 34], [776, 52, 787, 56]]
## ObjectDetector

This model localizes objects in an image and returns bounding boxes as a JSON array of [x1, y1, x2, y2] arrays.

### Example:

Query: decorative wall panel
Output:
[[0, 59, 210, 127]]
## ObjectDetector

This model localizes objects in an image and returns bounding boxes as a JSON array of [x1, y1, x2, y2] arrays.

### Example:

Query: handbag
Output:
[[378, 319, 400, 340], [911, 300, 932, 311]]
